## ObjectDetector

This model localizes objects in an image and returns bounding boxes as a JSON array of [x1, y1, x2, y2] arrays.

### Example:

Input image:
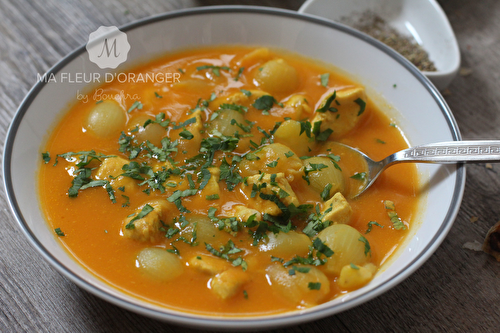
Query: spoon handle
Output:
[[390, 140, 500, 164]]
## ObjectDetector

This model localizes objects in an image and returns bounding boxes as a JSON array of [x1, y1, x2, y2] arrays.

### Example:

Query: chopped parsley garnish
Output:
[[320, 73, 329, 87], [252, 95, 282, 113], [302, 204, 333, 236], [230, 118, 252, 133], [179, 129, 194, 140], [234, 67, 244, 81], [326, 154, 342, 170], [376, 138, 386, 144], [54, 228, 65, 237], [166, 188, 195, 213], [316, 91, 337, 113], [121, 195, 130, 207], [143, 112, 170, 128], [240, 89, 251, 97], [59, 153, 117, 203], [313, 124, 333, 142], [196, 65, 231, 77], [125, 204, 154, 229], [42, 152, 50, 164], [288, 266, 311, 275], [173, 117, 196, 130], [351, 172, 366, 181], [205, 240, 247, 270], [220, 103, 249, 114], [384, 200, 406, 230], [308, 282, 321, 290], [366, 221, 383, 234], [218, 157, 243, 191], [355, 97, 366, 116], [266, 159, 279, 168], [350, 263, 360, 270], [206, 194, 220, 200], [302, 163, 328, 185], [285, 151, 294, 158], [154, 92, 162, 98], [312, 238, 334, 257], [127, 101, 143, 113], [358, 236, 371, 256], [320, 183, 332, 201]]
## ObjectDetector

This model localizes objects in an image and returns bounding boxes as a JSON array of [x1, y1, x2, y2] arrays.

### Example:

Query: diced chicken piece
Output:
[[188, 255, 231, 275], [321, 192, 352, 224], [122, 200, 170, 242], [95, 156, 136, 190], [151, 160, 173, 173], [227, 205, 262, 223], [284, 94, 312, 119], [237, 47, 270, 67], [220, 90, 268, 107], [244, 173, 300, 216], [265, 264, 330, 306], [210, 268, 250, 299], [95, 156, 128, 179], [338, 263, 377, 290], [200, 167, 220, 198], [311, 87, 367, 139]]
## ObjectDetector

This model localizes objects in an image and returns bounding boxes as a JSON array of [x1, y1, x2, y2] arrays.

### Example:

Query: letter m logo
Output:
[[87, 26, 130, 69]]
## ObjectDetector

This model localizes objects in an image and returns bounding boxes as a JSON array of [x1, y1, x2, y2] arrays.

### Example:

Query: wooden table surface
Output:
[[1, 0, 499, 332]]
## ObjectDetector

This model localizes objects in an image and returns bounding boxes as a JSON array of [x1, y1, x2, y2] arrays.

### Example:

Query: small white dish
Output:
[[3, 6, 464, 330], [299, 0, 461, 90]]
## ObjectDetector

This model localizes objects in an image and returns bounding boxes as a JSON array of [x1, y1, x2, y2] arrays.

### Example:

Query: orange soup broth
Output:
[[39, 46, 420, 315]]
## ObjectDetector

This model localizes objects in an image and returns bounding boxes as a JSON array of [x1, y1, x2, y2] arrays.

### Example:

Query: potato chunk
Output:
[[321, 192, 352, 224], [317, 224, 368, 275], [136, 248, 183, 281], [210, 268, 250, 299], [338, 263, 377, 290], [312, 87, 367, 139], [243, 173, 299, 216], [273, 120, 315, 156], [208, 109, 246, 136], [181, 215, 225, 246], [239, 143, 303, 183], [254, 59, 299, 95], [266, 264, 330, 306], [259, 230, 311, 258], [303, 156, 345, 197], [128, 115, 165, 147], [122, 200, 170, 242], [85, 100, 126, 138]]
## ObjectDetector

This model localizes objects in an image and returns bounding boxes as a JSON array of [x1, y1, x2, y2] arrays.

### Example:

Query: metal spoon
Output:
[[341, 140, 500, 197]]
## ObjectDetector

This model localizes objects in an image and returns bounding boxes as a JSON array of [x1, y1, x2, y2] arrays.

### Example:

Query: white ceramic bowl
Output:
[[3, 6, 464, 330], [299, 0, 461, 91]]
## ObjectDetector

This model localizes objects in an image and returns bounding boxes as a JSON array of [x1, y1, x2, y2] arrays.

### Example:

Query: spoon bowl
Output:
[[342, 140, 500, 197]]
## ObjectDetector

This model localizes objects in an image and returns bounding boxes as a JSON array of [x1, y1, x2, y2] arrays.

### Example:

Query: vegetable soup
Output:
[[39, 46, 420, 315]]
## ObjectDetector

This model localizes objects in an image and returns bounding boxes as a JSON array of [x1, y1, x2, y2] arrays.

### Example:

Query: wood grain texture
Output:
[[0, 0, 499, 332]]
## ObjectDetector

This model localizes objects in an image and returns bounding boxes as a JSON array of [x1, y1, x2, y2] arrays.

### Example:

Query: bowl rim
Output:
[[2, 5, 465, 330]]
